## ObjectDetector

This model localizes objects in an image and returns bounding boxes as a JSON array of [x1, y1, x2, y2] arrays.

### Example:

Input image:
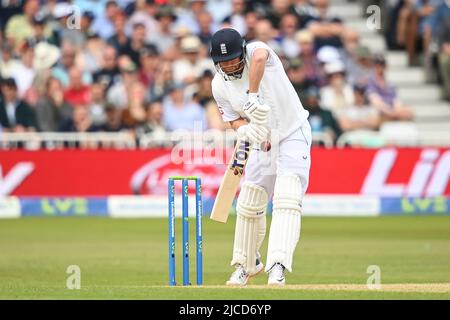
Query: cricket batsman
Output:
[[210, 28, 312, 285]]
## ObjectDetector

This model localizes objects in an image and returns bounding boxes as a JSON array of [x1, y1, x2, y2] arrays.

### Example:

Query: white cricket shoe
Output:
[[226, 265, 249, 286], [267, 263, 286, 286], [226, 257, 264, 286]]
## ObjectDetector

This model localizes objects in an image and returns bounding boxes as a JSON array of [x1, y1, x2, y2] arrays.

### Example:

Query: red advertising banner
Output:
[[0, 148, 449, 196]]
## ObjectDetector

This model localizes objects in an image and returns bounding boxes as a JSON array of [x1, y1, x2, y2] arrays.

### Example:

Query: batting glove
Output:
[[237, 123, 269, 145], [243, 93, 270, 125]]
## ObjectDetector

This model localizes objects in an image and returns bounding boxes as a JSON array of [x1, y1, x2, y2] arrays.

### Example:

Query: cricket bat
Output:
[[210, 138, 252, 223]]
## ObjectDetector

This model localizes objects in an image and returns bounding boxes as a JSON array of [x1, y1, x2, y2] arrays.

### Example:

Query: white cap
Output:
[[317, 45, 341, 64], [296, 30, 314, 43], [53, 3, 73, 19], [33, 42, 61, 70], [324, 60, 345, 74], [181, 36, 201, 53]]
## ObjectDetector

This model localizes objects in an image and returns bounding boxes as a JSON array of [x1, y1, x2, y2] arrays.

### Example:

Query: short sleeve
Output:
[[211, 79, 241, 122], [246, 41, 276, 67]]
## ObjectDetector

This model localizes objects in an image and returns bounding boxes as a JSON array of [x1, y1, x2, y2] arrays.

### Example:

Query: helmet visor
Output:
[[215, 55, 245, 80]]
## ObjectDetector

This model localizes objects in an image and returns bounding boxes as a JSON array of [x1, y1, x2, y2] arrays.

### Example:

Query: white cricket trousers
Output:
[[244, 120, 312, 197]]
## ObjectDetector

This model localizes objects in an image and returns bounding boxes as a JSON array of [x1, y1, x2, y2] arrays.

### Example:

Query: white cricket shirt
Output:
[[212, 41, 309, 140]]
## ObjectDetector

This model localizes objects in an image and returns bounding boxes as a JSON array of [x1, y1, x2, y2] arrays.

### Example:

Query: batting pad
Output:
[[231, 183, 268, 274], [266, 174, 303, 272], [256, 214, 266, 253]]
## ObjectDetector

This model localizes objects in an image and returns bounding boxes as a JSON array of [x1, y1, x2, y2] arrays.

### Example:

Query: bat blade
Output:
[[210, 139, 252, 223]]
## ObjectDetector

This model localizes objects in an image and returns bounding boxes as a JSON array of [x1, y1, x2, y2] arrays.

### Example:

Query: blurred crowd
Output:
[[0, 0, 438, 145], [381, 0, 450, 99]]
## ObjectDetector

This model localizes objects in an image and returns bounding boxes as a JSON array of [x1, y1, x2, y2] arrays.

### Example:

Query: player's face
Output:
[[218, 57, 244, 75]]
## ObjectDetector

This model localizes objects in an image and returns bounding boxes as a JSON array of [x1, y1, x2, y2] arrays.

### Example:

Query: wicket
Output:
[[168, 176, 203, 286]]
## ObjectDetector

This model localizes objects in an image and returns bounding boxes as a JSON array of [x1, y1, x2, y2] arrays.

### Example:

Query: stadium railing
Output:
[[138, 129, 237, 149], [0, 130, 336, 150], [0, 132, 137, 150], [337, 123, 450, 148]]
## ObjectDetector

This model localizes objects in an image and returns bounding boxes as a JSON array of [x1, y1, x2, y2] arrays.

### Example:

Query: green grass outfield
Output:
[[0, 216, 449, 299]]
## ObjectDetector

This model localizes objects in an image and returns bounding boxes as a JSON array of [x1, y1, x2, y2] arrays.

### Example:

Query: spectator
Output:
[[316, 45, 341, 86], [429, 1, 450, 82], [343, 45, 373, 86], [196, 11, 215, 45], [95, 103, 129, 132], [163, 82, 206, 131], [10, 43, 35, 98], [192, 69, 226, 130], [59, 104, 95, 132], [0, 0, 427, 138], [138, 44, 160, 88], [428, 0, 450, 39], [207, 0, 233, 23], [39, 0, 58, 21], [317, 45, 341, 65], [72, 1, 104, 20], [63, 67, 91, 106], [320, 61, 354, 115], [107, 9, 130, 52], [4, 0, 40, 50], [88, 83, 107, 125], [107, 58, 138, 109], [395, 0, 415, 49], [222, 0, 248, 36], [242, 10, 261, 42], [91, 0, 120, 40], [414, 0, 442, 54], [50, 2, 85, 49], [93, 46, 120, 90], [163, 25, 192, 61], [194, 69, 214, 107], [173, 35, 213, 85], [26, 13, 50, 48], [77, 31, 105, 74], [0, 43, 21, 78], [287, 58, 317, 103], [80, 11, 96, 37], [0, 78, 37, 132], [296, 30, 321, 83], [35, 77, 73, 131], [292, 0, 317, 29], [278, 13, 300, 59], [151, 60, 174, 99], [254, 19, 282, 55], [304, 86, 342, 143], [367, 54, 414, 121], [136, 99, 166, 135], [438, 18, 450, 100], [307, 0, 346, 49], [197, 69, 227, 130], [126, 0, 159, 39], [0, 0, 22, 33], [149, 6, 177, 54], [340, 29, 370, 84], [30, 43, 60, 96], [341, 25, 360, 55], [121, 81, 148, 128], [23, 69, 50, 107], [120, 22, 148, 67], [335, 83, 381, 132], [52, 42, 91, 87], [175, 0, 210, 35], [265, 0, 295, 29]]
